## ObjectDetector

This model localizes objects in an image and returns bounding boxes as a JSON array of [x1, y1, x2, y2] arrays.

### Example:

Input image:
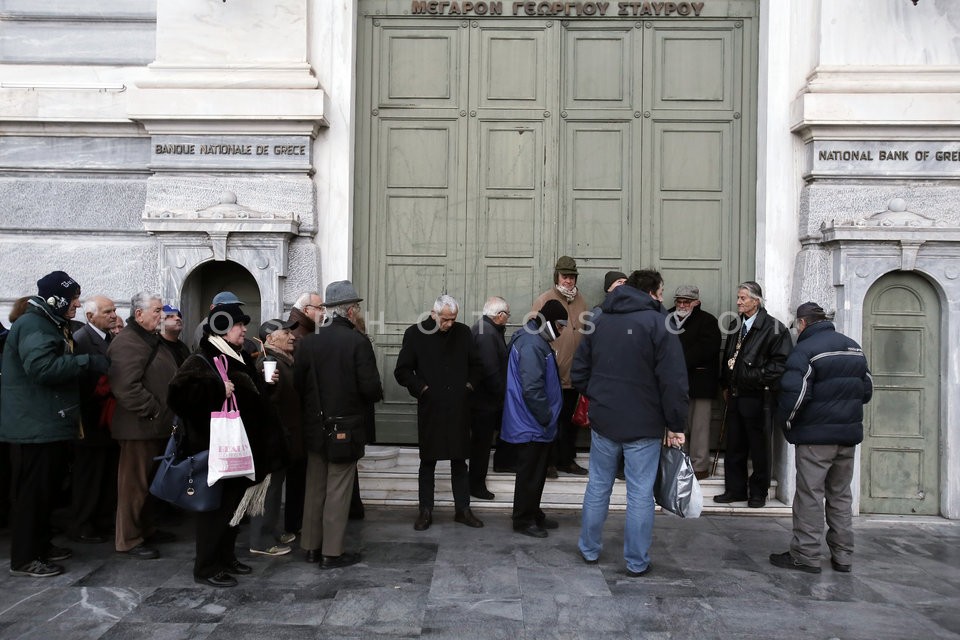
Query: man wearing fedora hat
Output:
[[294, 280, 382, 569], [531, 256, 589, 477], [667, 285, 721, 480]]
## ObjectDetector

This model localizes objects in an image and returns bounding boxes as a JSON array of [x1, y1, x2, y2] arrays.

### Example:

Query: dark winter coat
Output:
[[0, 298, 103, 444], [776, 321, 873, 446], [470, 315, 508, 413], [107, 319, 179, 441], [289, 307, 317, 343], [257, 345, 305, 462], [668, 304, 722, 399], [294, 315, 383, 456], [394, 318, 482, 460], [167, 338, 282, 481], [73, 324, 114, 445], [501, 321, 562, 444], [721, 307, 792, 396], [571, 286, 689, 442]]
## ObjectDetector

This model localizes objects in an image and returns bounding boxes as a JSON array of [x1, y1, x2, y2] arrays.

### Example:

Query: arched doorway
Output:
[[180, 261, 261, 349], [860, 272, 941, 515]]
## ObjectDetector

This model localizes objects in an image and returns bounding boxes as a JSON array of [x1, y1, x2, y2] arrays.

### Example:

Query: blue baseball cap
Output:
[[212, 291, 243, 305], [162, 304, 181, 317]]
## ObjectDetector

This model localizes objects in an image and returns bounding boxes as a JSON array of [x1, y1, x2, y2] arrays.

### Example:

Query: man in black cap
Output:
[[0, 271, 109, 577], [294, 280, 382, 568], [531, 256, 589, 477], [715, 281, 792, 508], [769, 302, 872, 574]]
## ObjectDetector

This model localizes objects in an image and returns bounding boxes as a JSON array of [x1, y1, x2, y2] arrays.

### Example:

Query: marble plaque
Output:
[[807, 141, 960, 179], [150, 135, 313, 172]]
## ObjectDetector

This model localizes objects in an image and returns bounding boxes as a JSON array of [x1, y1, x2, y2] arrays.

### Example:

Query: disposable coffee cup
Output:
[[263, 359, 277, 382]]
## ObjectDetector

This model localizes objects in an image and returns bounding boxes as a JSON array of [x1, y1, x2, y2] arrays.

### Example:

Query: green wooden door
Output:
[[355, 4, 758, 442], [860, 273, 941, 515]]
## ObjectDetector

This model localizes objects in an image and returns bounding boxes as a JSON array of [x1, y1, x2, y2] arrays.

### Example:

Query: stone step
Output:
[[357, 446, 791, 516]]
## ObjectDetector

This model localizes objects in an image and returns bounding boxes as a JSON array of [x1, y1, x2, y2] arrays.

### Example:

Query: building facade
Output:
[[1, 0, 957, 517]]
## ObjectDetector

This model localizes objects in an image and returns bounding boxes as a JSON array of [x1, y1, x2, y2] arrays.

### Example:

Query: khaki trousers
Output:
[[790, 443, 856, 567], [115, 438, 166, 552], [300, 451, 356, 556], [687, 397, 713, 473]]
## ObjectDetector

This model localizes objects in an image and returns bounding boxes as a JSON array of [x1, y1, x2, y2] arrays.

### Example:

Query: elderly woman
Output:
[[167, 303, 278, 587]]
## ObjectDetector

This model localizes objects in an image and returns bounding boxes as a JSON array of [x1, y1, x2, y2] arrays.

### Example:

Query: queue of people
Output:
[[0, 263, 872, 583]]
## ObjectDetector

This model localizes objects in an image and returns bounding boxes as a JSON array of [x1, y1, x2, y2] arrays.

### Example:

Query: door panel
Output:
[[861, 274, 941, 515], [356, 9, 757, 442]]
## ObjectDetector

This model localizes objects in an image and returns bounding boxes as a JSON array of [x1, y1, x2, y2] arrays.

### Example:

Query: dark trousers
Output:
[[550, 389, 580, 467], [283, 456, 307, 534], [194, 477, 246, 578], [69, 441, 119, 537], [493, 436, 517, 472], [418, 459, 469, 511], [469, 408, 500, 491], [722, 396, 770, 499], [0, 442, 11, 527], [9, 442, 71, 569], [512, 441, 550, 528]]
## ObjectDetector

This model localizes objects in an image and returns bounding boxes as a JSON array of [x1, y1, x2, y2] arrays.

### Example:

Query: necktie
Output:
[[740, 322, 748, 339]]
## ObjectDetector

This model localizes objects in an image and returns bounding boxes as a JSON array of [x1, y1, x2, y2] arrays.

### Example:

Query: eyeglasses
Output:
[[498, 310, 511, 318], [304, 304, 322, 311]]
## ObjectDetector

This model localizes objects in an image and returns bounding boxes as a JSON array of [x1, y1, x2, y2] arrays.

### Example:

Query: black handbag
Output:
[[323, 415, 367, 463], [149, 427, 223, 512]]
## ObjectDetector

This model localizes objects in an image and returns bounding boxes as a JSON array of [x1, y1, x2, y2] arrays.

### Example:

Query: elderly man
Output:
[[395, 295, 484, 531], [469, 295, 510, 500], [667, 285, 721, 480], [289, 291, 324, 341], [1, 272, 109, 577], [108, 292, 180, 559], [532, 256, 588, 476], [294, 281, 382, 568], [69, 295, 120, 544], [770, 302, 873, 574], [573, 270, 688, 576], [715, 281, 792, 508]]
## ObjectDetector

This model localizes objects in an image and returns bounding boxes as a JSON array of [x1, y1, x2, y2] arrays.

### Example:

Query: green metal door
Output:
[[860, 273, 941, 515], [354, 3, 758, 442]]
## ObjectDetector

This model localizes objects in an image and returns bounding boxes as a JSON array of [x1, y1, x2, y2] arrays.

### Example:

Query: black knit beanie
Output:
[[37, 271, 81, 316]]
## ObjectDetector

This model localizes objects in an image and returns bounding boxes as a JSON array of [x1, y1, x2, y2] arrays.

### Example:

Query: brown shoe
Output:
[[454, 508, 484, 528], [695, 470, 710, 481], [414, 508, 432, 531]]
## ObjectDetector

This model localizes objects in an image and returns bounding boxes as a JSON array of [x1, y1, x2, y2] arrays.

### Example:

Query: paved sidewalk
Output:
[[0, 508, 956, 639]]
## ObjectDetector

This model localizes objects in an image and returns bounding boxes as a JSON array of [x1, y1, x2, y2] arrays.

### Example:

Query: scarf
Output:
[[555, 283, 578, 303], [207, 334, 246, 364], [264, 344, 294, 367]]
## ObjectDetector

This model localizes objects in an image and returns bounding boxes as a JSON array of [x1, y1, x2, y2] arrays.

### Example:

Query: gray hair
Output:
[[482, 296, 508, 318], [82, 298, 100, 317], [738, 281, 764, 306], [330, 303, 355, 319], [130, 291, 161, 313], [294, 291, 321, 310], [433, 294, 459, 314]]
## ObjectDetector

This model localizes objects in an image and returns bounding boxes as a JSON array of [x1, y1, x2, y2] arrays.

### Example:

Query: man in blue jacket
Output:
[[572, 270, 688, 576], [501, 299, 567, 538], [770, 302, 872, 574]]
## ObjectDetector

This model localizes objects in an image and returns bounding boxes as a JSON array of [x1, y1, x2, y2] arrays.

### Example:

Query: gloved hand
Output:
[[88, 354, 110, 375]]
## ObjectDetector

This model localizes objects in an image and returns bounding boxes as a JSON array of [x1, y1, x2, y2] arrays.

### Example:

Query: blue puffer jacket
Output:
[[571, 286, 688, 442], [776, 321, 873, 446], [500, 321, 562, 444]]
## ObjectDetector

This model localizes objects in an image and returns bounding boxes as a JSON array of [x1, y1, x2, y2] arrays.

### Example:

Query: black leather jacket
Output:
[[721, 307, 792, 396]]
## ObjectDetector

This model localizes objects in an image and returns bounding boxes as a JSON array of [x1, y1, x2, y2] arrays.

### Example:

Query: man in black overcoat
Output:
[[395, 294, 484, 531]]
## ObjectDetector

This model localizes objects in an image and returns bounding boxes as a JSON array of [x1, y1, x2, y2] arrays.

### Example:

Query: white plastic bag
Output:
[[653, 445, 703, 518], [207, 355, 256, 485]]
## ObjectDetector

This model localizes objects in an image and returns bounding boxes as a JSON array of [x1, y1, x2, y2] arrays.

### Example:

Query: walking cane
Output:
[[711, 397, 729, 477]]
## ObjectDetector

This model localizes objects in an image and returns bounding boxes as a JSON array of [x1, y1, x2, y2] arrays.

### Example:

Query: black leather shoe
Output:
[[536, 517, 559, 530], [414, 508, 432, 531], [194, 571, 237, 588], [226, 560, 252, 575], [470, 488, 495, 500], [545, 466, 559, 479], [515, 524, 547, 538], [454, 508, 484, 528], [769, 551, 821, 574], [713, 492, 747, 504], [305, 549, 321, 563], [748, 496, 766, 508], [626, 564, 652, 577], [45, 545, 72, 561], [122, 544, 159, 560], [831, 558, 852, 573], [320, 551, 361, 570], [557, 462, 589, 476]]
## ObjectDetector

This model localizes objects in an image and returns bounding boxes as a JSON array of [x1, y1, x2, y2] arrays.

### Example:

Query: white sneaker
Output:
[[249, 545, 292, 557], [279, 532, 296, 545]]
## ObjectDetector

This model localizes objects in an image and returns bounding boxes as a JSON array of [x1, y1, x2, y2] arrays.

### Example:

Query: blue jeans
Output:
[[578, 431, 660, 573]]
